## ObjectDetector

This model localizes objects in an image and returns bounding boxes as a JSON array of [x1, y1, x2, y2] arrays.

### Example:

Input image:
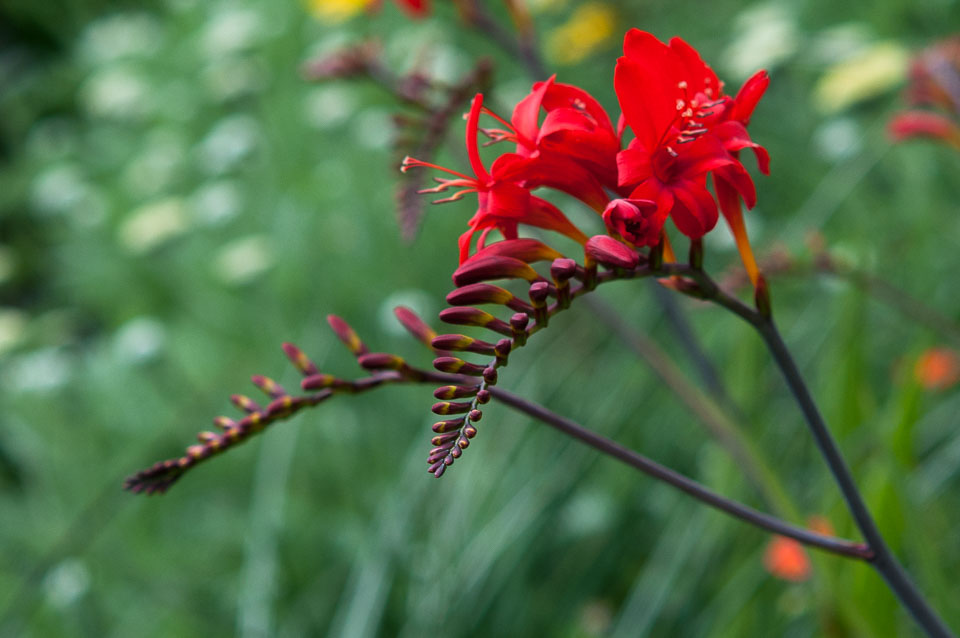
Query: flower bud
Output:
[[602, 198, 663, 247], [585, 235, 640, 269]]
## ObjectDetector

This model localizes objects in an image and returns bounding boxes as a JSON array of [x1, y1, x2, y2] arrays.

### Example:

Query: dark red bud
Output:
[[471, 238, 564, 264], [438, 307, 513, 337], [393, 306, 436, 347], [327, 315, 369, 356], [585, 235, 640, 269], [453, 256, 541, 287], [282, 342, 319, 376]]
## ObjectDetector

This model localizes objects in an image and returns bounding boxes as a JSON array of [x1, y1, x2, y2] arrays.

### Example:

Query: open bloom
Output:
[[614, 31, 736, 239], [478, 75, 622, 211], [402, 94, 588, 264], [615, 30, 769, 281]]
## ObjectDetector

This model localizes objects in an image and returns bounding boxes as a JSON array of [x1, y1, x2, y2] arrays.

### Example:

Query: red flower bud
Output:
[[602, 198, 662, 247], [585, 235, 640, 269]]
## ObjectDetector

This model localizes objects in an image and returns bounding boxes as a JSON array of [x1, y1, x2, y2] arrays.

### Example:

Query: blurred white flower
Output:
[[352, 108, 392, 149], [122, 133, 187, 197], [43, 559, 91, 608], [559, 489, 614, 537], [303, 86, 357, 129], [118, 197, 189, 254], [190, 179, 242, 225], [202, 8, 263, 57], [0, 308, 28, 356], [213, 235, 274, 285], [197, 114, 260, 174], [77, 13, 162, 64], [722, 3, 798, 79], [424, 45, 470, 84], [814, 118, 863, 162], [4, 347, 73, 393], [30, 164, 88, 216], [80, 65, 150, 120], [113, 316, 167, 364], [68, 190, 109, 228], [202, 58, 266, 101], [809, 23, 873, 66]]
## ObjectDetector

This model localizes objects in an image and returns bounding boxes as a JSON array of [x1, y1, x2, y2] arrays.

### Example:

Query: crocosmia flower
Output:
[[479, 75, 621, 211], [402, 94, 588, 264], [614, 30, 768, 280]]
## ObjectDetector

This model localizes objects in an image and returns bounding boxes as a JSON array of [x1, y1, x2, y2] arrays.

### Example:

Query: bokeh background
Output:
[[2, 0, 960, 636]]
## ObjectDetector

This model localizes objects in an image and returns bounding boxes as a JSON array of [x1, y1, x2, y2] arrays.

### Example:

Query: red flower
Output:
[[614, 30, 736, 239], [889, 111, 960, 147], [478, 76, 621, 211], [615, 30, 769, 284], [602, 198, 663, 247], [402, 94, 588, 264]]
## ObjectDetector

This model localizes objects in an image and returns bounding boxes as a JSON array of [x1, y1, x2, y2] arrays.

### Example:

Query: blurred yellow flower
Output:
[[545, 3, 616, 65], [814, 42, 909, 113], [307, 0, 369, 22]]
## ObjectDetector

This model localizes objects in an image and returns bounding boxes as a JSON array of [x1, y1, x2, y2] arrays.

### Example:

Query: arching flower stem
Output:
[[678, 266, 956, 638]]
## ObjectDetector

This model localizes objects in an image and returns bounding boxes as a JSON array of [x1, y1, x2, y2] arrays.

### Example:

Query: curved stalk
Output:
[[487, 385, 872, 560], [684, 267, 956, 638]]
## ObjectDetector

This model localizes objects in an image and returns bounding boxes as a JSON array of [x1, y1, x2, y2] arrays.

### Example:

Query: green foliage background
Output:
[[1, 0, 959, 636]]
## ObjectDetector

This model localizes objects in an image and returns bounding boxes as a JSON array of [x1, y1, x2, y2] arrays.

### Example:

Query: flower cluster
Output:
[[403, 29, 769, 284]]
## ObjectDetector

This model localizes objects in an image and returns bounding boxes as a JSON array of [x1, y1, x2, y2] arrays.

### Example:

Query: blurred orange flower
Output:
[[914, 347, 960, 391], [764, 536, 811, 582]]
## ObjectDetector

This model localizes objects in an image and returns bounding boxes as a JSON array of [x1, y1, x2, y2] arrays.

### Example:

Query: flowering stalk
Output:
[[123, 255, 872, 563]]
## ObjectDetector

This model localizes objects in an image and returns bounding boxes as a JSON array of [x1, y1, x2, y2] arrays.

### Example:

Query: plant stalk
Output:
[[683, 267, 955, 637], [755, 319, 955, 638], [486, 385, 872, 560]]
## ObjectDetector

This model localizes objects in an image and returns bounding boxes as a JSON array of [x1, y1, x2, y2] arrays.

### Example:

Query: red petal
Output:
[[525, 196, 589, 245], [465, 94, 491, 183], [670, 180, 718, 239], [731, 70, 770, 125], [889, 110, 960, 144], [615, 55, 679, 148], [714, 163, 756, 210], [617, 142, 653, 188], [668, 36, 721, 97], [541, 81, 616, 134], [492, 153, 609, 212], [673, 135, 734, 177], [511, 76, 554, 145]]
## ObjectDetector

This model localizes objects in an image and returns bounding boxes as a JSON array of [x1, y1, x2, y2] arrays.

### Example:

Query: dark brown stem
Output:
[[684, 267, 956, 638], [486, 386, 873, 560]]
